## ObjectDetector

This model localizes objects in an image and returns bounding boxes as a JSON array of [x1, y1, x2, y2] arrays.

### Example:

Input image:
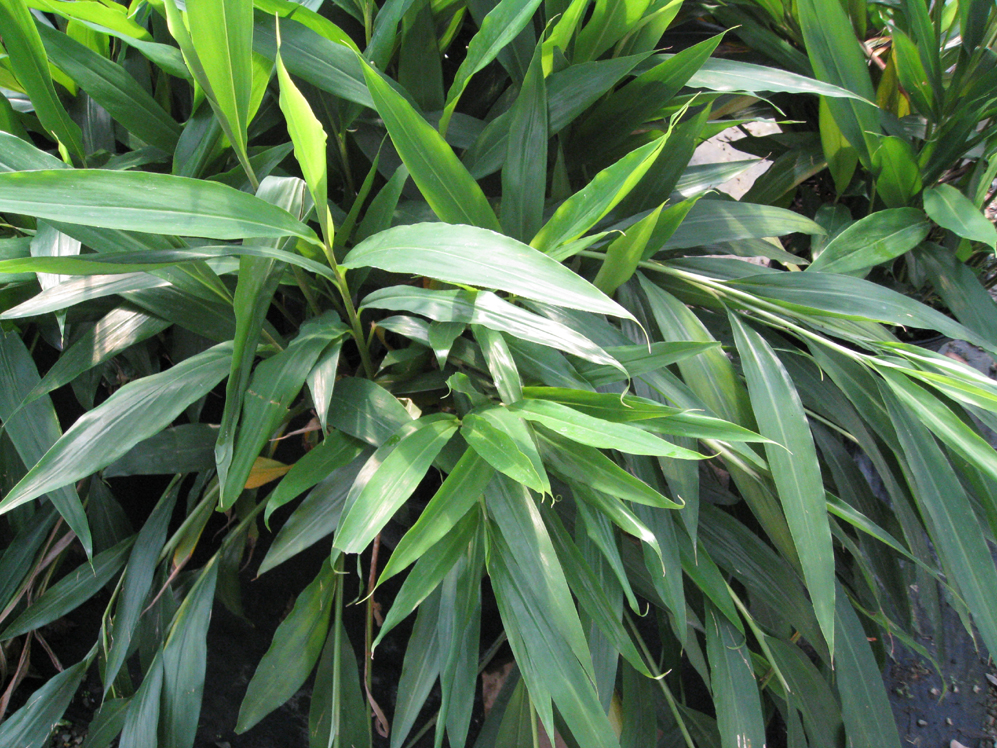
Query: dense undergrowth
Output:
[[1, 0, 997, 746]]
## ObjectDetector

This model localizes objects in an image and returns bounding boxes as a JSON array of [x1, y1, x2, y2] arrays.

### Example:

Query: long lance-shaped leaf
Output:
[[729, 313, 835, 656], [439, 0, 544, 135], [0, 343, 233, 512], [0, 170, 317, 242], [797, 0, 878, 163], [0, 537, 133, 640], [657, 199, 824, 252], [808, 208, 931, 275], [501, 41, 547, 243], [532, 136, 667, 252], [344, 223, 632, 320], [485, 480, 618, 748], [882, 387, 997, 657], [729, 272, 997, 354], [361, 286, 624, 370], [37, 24, 182, 153], [161, 558, 219, 748], [103, 484, 179, 688], [575, 33, 723, 154], [879, 368, 997, 489], [359, 58, 500, 230], [705, 605, 766, 748], [309, 615, 370, 748], [254, 13, 371, 106], [0, 0, 84, 161], [0, 330, 92, 554], [275, 21, 331, 241], [509, 399, 706, 459], [184, 0, 254, 161], [923, 184, 997, 249], [333, 414, 459, 553], [0, 658, 89, 748], [236, 562, 336, 732], [221, 315, 347, 507], [833, 587, 903, 748], [676, 56, 875, 101], [377, 448, 495, 586]]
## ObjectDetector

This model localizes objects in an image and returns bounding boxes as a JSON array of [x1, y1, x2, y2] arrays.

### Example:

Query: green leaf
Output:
[[594, 203, 664, 295], [1, 536, 133, 640], [871, 136, 922, 208], [379, 448, 495, 585], [807, 208, 930, 275], [574, 340, 720, 386], [259, 453, 368, 575], [0, 329, 91, 554], [766, 639, 841, 748], [819, 96, 859, 194], [81, 698, 131, 748], [923, 183, 997, 249], [29, 308, 169, 405], [391, 587, 443, 748], [532, 136, 668, 252], [485, 476, 618, 748], [574, 0, 651, 62], [474, 325, 524, 404], [441, 0, 544, 134], [915, 243, 997, 341], [0, 657, 89, 748], [361, 286, 624, 369], [501, 42, 547, 243], [797, 0, 878, 163], [682, 57, 874, 101], [185, 0, 254, 159], [333, 414, 459, 553], [104, 425, 218, 478], [882, 387, 997, 656], [309, 618, 371, 748], [275, 23, 330, 238], [576, 33, 724, 155], [104, 485, 179, 688], [0, 0, 84, 161], [705, 605, 766, 748], [510, 399, 706, 459], [0, 170, 317, 241], [658, 199, 825, 252], [237, 562, 336, 732], [345, 223, 632, 319], [161, 559, 219, 748], [254, 12, 370, 106], [729, 313, 835, 655], [462, 412, 547, 493], [833, 588, 903, 748], [221, 315, 347, 507], [359, 60, 500, 230], [539, 429, 682, 509], [729, 272, 996, 353], [37, 24, 182, 153], [375, 509, 479, 646], [264, 430, 365, 525], [118, 656, 164, 748], [0, 343, 232, 513]]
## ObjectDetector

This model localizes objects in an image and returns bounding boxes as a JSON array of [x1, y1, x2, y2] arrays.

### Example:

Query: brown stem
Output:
[[0, 632, 33, 721], [364, 533, 389, 737]]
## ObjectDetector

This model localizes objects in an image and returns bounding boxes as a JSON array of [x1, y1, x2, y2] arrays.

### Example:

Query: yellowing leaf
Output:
[[245, 456, 293, 488]]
